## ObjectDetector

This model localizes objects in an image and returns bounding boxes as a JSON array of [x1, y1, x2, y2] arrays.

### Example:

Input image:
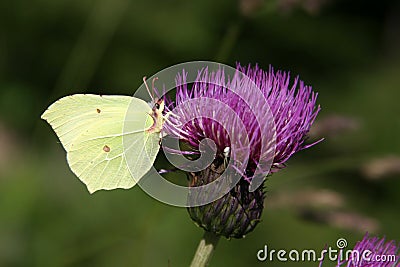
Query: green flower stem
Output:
[[190, 231, 221, 267]]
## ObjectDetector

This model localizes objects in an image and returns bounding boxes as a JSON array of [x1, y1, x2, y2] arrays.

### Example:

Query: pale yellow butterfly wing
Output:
[[41, 94, 159, 193]]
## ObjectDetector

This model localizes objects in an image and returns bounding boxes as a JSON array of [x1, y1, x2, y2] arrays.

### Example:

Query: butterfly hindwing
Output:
[[42, 94, 160, 193]]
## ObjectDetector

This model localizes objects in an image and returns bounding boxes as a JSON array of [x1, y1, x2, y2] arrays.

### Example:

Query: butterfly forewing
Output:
[[41, 94, 160, 193]]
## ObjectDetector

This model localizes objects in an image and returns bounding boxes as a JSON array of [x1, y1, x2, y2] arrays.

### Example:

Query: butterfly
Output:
[[41, 77, 167, 193]]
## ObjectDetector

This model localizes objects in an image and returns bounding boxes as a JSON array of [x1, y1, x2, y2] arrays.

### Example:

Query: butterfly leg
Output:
[[163, 111, 179, 122]]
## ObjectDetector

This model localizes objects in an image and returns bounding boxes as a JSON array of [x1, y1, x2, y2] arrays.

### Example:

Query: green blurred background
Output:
[[1, 0, 399, 266]]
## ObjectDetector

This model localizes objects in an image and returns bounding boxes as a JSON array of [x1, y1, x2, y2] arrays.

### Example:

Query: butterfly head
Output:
[[143, 76, 166, 134], [153, 98, 165, 113], [147, 98, 165, 134]]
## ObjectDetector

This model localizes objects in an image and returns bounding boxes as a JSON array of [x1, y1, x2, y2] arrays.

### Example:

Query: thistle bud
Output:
[[164, 64, 321, 238]]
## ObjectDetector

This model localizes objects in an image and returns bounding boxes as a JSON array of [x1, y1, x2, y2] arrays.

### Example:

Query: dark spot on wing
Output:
[[103, 145, 110, 152], [96, 108, 101, 113]]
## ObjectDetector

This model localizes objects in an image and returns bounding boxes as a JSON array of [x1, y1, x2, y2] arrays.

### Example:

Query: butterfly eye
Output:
[[155, 103, 160, 109]]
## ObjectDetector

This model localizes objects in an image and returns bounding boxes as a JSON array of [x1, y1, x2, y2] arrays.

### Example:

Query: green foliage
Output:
[[0, 0, 399, 266]]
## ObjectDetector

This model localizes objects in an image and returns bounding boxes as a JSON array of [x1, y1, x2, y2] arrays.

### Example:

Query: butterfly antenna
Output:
[[143, 76, 154, 102]]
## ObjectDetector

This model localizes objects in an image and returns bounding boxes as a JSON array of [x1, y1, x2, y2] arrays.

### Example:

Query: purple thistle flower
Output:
[[164, 63, 321, 238], [320, 233, 400, 267], [165, 63, 320, 176]]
